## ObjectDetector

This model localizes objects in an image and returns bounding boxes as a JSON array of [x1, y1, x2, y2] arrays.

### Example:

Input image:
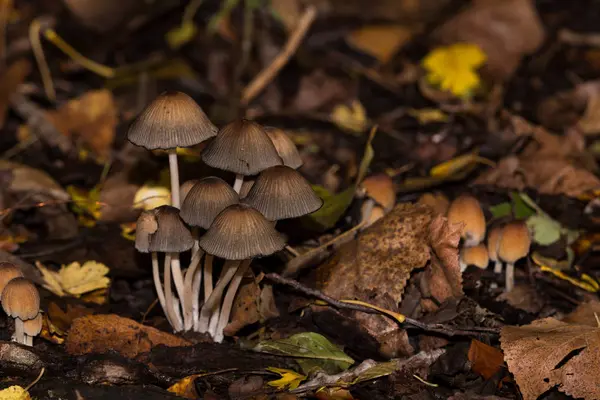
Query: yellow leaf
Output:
[[429, 152, 495, 179], [166, 21, 198, 50], [120, 222, 136, 241], [331, 101, 368, 134], [407, 108, 448, 124], [347, 25, 413, 64], [167, 374, 203, 399], [67, 185, 102, 226], [35, 261, 65, 297], [0, 386, 31, 400], [36, 260, 110, 298], [133, 185, 171, 210], [266, 367, 306, 390]]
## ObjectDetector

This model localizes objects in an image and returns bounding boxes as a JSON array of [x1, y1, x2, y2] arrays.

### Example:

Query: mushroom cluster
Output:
[[0, 262, 42, 346], [129, 92, 322, 341]]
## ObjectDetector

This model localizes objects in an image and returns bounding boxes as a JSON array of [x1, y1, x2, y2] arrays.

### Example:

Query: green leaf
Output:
[[352, 361, 398, 384], [255, 332, 354, 375], [489, 202, 512, 219], [510, 192, 536, 219], [526, 214, 561, 245], [165, 22, 198, 50]]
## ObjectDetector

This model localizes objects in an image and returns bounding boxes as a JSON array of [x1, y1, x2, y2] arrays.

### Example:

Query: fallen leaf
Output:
[[0, 58, 31, 128], [256, 332, 354, 374], [501, 318, 600, 400], [66, 314, 191, 358], [67, 185, 102, 227], [291, 70, 352, 113], [0, 160, 69, 201], [467, 340, 504, 379], [0, 386, 31, 400], [168, 373, 205, 399], [331, 100, 368, 134], [489, 202, 511, 219], [562, 301, 600, 327], [407, 108, 448, 124], [347, 25, 414, 64], [267, 367, 307, 391], [496, 284, 544, 314], [224, 277, 261, 337], [36, 260, 110, 298]]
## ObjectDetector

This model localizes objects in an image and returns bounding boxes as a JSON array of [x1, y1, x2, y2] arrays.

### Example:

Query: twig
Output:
[[241, 5, 317, 105], [559, 28, 600, 47], [25, 366, 45, 390], [29, 17, 55, 101], [265, 273, 500, 337]]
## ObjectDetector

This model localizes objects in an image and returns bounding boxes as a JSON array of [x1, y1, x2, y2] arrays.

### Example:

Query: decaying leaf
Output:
[[224, 277, 261, 337], [467, 340, 504, 379], [0, 58, 31, 128], [0, 385, 31, 400], [0, 160, 69, 201], [167, 373, 206, 399], [562, 300, 600, 327], [255, 332, 354, 374], [36, 260, 110, 298], [267, 367, 307, 391], [330, 101, 368, 134], [501, 318, 600, 400], [496, 285, 544, 314], [346, 25, 414, 64]]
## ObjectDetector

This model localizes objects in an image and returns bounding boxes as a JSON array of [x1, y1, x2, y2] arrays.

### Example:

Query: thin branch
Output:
[[241, 5, 317, 105]]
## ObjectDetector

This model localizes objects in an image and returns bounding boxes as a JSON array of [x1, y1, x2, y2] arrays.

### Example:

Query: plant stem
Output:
[[198, 259, 238, 333], [14, 318, 24, 345], [213, 259, 252, 342], [233, 174, 244, 193]]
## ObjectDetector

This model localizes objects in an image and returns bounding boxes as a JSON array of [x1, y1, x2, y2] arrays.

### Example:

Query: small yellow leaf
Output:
[[133, 185, 171, 210], [331, 101, 368, 134], [59, 261, 110, 296], [429, 152, 495, 179], [166, 21, 198, 50], [407, 108, 448, 124], [0, 386, 31, 400], [266, 367, 306, 390], [67, 185, 102, 227], [35, 261, 65, 297], [120, 222, 136, 241], [167, 374, 203, 399]]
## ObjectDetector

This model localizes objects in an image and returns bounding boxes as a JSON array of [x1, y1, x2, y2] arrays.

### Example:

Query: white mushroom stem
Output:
[[14, 318, 24, 345], [171, 254, 187, 325], [183, 248, 203, 331], [359, 198, 375, 227], [198, 259, 238, 333], [168, 150, 181, 208], [493, 260, 503, 274], [505, 262, 515, 292], [152, 252, 173, 327], [25, 334, 33, 347], [233, 174, 244, 193], [213, 259, 252, 343], [164, 253, 183, 331], [194, 254, 214, 331]]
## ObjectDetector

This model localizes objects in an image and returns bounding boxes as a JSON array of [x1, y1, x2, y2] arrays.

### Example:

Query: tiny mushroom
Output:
[[487, 226, 503, 274], [180, 179, 200, 204], [417, 192, 450, 215], [198, 204, 285, 340], [359, 173, 396, 227], [1, 277, 40, 346], [201, 119, 282, 193], [0, 262, 24, 294], [446, 194, 486, 247], [23, 312, 43, 346], [497, 221, 531, 292], [264, 127, 303, 169], [460, 244, 489, 272]]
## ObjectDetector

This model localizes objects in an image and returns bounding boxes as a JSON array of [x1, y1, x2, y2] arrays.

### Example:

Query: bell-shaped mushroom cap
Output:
[[265, 127, 303, 169], [135, 210, 158, 253], [243, 166, 323, 220], [446, 195, 486, 247], [148, 206, 194, 253], [0, 262, 24, 296], [498, 221, 531, 263], [417, 192, 450, 215], [199, 204, 286, 260], [460, 244, 489, 269], [360, 174, 396, 212], [239, 178, 255, 199], [180, 179, 200, 203], [201, 119, 282, 175], [127, 91, 217, 150], [1, 277, 40, 320], [180, 177, 239, 229], [23, 312, 43, 336], [487, 226, 503, 262]]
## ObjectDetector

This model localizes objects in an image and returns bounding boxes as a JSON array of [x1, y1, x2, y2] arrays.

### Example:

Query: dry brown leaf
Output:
[[467, 340, 504, 379], [501, 318, 600, 400], [496, 284, 544, 314], [0, 58, 31, 128], [346, 25, 415, 64], [46, 89, 118, 158], [47, 302, 94, 334], [66, 314, 191, 358], [224, 277, 261, 337], [291, 70, 352, 113], [562, 300, 600, 327], [433, 0, 545, 81]]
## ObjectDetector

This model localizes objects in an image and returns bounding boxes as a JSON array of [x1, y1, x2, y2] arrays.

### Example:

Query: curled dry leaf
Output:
[[224, 277, 261, 337], [467, 339, 505, 380], [501, 318, 600, 400], [36, 260, 110, 298], [496, 284, 544, 314], [561, 300, 600, 327], [433, 0, 545, 81]]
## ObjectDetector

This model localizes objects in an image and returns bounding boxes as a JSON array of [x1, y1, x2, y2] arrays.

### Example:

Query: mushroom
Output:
[[238, 178, 256, 199], [148, 205, 194, 331], [0, 262, 24, 294], [180, 179, 200, 204], [358, 174, 396, 227], [417, 192, 450, 215], [487, 226, 503, 274], [460, 244, 489, 272], [1, 277, 40, 345], [23, 312, 42, 346], [201, 119, 282, 193], [198, 204, 285, 339], [446, 194, 486, 247], [264, 127, 303, 169], [179, 177, 239, 330], [497, 221, 531, 292]]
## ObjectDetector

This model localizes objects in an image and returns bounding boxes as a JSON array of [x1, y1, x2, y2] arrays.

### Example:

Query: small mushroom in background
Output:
[[198, 204, 286, 341], [238, 178, 255, 199], [446, 194, 486, 247], [358, 173, 396, 227], [0, 262, 24, 294], [460, 244, 490, 272], [179, 177, 240, 331], [1, 277, 40, 346], [201, 119, 283, 193], [23, 312, 42, 346], [487, 226, 503, 274], [264, 127, 303, 169], [497, 221, 531, 292], [417, 192, 450, 215], [179, 179, 200, 204]]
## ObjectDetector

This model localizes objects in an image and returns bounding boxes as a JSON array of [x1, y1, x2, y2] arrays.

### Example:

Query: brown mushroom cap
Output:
[[446, 195, 486, 246], [0, 262, 24, 296], [487, 226, 503, 262], [148, 206, 194, 253], [127, 91, 216, 150], [135, 210, 158, 253], [23, 312, 43, 336], [239, 178, 255, 199], [1, 278, 40, 320], [199, 204, 286, 260], [265, 127, 303, 169], [417, 192, 450, 215], [180, 177, 239, 229], [498, 221, 531, 263], [180, 179, 200, 203], [460, 244, 490, 269], [242, 166, 323, 220], [201, 119, 282, 175], [360, 174, 396, 212]]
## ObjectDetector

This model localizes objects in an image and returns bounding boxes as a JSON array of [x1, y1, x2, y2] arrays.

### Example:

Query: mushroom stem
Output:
[[152, 252, 172, 326], [25, 334, 32, 347], [213, 259, 252, 342], [14, 318, 24, 345], [232, 174, 244, 194], [459, 260, 467, 273], [183, 248, 203, 331], [505, 262, 515, 292], [359, 198, 375, 227], [194, 254, 214, 331], [168, 150, 181, 208], [164, 253, 183, 331], [198, 259, 238, 333], [171, 254, 187, 320], [493, 260, 503, 274]]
